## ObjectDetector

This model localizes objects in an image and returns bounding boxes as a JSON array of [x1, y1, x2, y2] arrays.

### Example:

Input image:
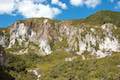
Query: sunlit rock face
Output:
[[7, 19, 53, 55], [0, 18, 120, 57], [99, 24, 119, 52], [0, 35, 8, 47], [58, 23, 120, 58], [39, 39, 52, 55], [8, 23, 29, 48], [0, 32, 9, 47]]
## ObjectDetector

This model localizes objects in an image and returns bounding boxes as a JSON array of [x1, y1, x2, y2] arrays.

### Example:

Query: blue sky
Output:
[[0, 0, 120, 28]]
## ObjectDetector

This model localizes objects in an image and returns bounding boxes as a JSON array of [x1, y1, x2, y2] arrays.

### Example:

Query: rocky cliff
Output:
[[0, 11, 120, 58]]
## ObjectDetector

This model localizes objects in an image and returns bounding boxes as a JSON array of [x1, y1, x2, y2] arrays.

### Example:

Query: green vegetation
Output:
[[2, 50, 120, 80], [3, 50, 74, 80], [41, 52, 120, 80], [61, 10, 120, 27], [8, 10, 120, 28], [85, 10, 120, 26], [5, 53, 38, 80], [52, 36, 68, 50], [112, 28, 120, 41], [17, 17, 60, 28]]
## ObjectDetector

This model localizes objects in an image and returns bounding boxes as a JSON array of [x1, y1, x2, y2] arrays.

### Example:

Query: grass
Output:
[[3, 47, 120, 80], [5, 49, 75, 78], [36, 50, 74, 72], [41, 52, 120, 80], [85, 10, 120, 26]]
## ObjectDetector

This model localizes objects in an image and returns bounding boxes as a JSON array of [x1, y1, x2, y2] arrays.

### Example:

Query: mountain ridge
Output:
[[0, 10, 119, 57], [0, 10, 120, 30]]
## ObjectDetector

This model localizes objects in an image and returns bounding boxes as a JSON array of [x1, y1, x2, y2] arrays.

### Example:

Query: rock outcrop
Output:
[[0, 11, 120, 58]]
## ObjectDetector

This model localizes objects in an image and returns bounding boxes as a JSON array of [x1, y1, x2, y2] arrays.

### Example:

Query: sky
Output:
[[0, 0, 120, 28]]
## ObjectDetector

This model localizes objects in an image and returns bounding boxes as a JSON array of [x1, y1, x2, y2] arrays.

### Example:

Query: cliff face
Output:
[[0, 11, 120, 58]]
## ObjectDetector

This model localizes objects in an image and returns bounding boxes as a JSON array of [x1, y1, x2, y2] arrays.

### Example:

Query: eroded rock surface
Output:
[[0, 18, 120, 58]]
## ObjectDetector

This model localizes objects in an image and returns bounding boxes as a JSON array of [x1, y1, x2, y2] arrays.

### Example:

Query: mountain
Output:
[[0, 10, 120, 80], [0, 10, 120, 57], [85, 10, 120, 26]]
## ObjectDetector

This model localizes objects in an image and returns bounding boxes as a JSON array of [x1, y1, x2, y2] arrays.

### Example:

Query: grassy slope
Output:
[[6, 52, 120, 80], [62, 10, 120, 27], [5, 50, 75, 80], [85, 10, 120, 26], [41, 52, 120, 80]]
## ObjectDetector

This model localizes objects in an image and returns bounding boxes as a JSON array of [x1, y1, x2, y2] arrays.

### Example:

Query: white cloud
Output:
[[51, 0, 67, 9], [17, 0, 61, 18], [70, 0, 84, 6], [115, 1, 120, 9], [58, 2, 67, 9], [52, 0, 59, 4], [0, 0, 15, 14], [85, 0, 101, 8], [70, 0, 101, 8], [0, 0, 61, 18]]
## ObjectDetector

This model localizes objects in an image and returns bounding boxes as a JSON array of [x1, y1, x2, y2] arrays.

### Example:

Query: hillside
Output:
[[85, 10, 120, 26], [41, 52, 120, 80], [0, 10, 120, 80]]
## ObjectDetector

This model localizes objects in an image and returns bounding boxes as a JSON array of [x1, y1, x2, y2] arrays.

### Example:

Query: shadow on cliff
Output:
[[0, 67, 15, 80], [0, 45, 15, 80]]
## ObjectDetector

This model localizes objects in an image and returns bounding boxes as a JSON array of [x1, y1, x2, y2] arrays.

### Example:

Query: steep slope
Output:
[[0, 10, 120, 58], [0, 10, 120, 80]]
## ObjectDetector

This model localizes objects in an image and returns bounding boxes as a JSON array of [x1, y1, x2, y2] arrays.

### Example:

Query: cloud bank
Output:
[[0, 0, 15, 14], [0, 0, 61, 18], [0, 0, 119, 19]]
